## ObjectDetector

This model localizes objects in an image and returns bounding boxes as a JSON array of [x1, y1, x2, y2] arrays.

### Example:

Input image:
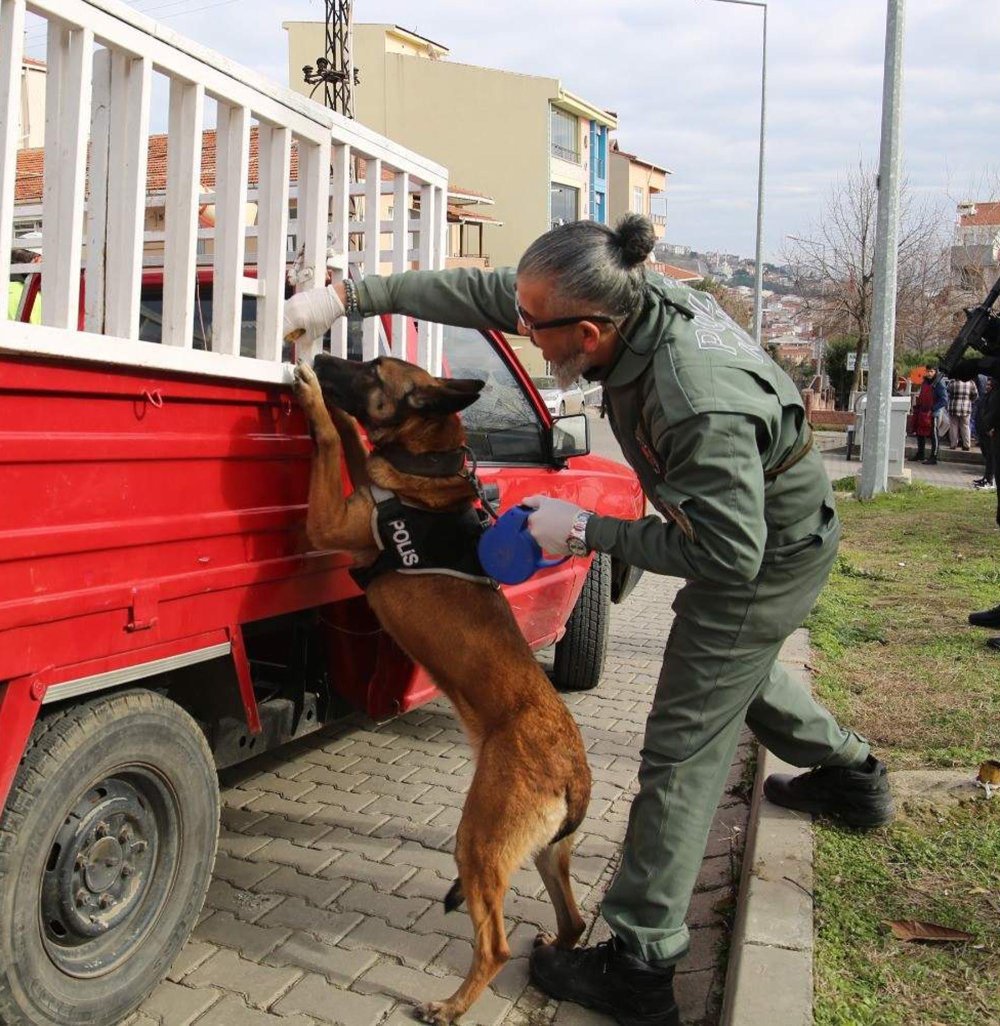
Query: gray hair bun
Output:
[[615, 214, 656, 268]]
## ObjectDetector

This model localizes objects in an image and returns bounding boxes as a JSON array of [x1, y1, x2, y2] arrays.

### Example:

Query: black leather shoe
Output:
[[763, 755, 894, 828], [922, 457, 938, 465], [969, 604, 1000, 628], [529, 936, 679, 1026], [987, 637, 1000, 651]]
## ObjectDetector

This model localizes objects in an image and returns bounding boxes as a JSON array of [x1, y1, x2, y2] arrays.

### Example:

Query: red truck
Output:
[[1, 269, 644, 1025], [0, 3, 643, 1023]]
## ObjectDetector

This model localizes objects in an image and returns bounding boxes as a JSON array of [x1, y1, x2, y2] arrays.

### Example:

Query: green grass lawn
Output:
[[807, 482, 1000, 1026]]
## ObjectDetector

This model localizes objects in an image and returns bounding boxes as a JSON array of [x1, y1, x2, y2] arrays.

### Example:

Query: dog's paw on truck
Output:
[[0, 1, 643, 1023]]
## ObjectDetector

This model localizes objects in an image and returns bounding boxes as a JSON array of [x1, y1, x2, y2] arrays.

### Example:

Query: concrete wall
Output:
[[18, 62, 46, 149]]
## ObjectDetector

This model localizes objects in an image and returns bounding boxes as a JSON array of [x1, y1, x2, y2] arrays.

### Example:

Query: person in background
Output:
[[284, 214, 894, 1026], [971, 377, 997, 490], [7, 247, 41, 324], [911, 365, 947, 465], [949, 356, 1000, 648], [947, 373, 978, 452]]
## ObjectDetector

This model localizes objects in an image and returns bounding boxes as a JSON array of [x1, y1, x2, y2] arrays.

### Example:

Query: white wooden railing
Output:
[[0, 0, 449, 381]]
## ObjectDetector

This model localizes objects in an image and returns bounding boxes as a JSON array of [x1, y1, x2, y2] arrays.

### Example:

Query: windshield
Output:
[[441, 325, 545, 463], [532, 376, 557, 390]]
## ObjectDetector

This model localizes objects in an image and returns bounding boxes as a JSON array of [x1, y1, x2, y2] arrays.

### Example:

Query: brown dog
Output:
[[293, 354, 592, 1024]]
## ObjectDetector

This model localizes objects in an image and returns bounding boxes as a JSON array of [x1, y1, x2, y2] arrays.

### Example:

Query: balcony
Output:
[[551, 143, 581, 164], [650, 213, 667, 227]]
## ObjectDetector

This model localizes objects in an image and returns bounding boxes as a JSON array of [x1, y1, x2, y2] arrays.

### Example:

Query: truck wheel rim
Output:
[[39, 770, 179, 977]]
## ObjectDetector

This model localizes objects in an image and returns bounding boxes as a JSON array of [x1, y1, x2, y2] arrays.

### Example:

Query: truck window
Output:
[[138, 288, 257, 356], [441, 325, 545, 464]]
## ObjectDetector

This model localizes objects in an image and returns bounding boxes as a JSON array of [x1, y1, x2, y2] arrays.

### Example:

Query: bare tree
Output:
[[785, 160, 948, 394]]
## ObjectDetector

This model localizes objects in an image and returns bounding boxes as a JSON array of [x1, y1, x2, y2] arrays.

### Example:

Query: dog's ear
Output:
[[407, 377, 485, 415]]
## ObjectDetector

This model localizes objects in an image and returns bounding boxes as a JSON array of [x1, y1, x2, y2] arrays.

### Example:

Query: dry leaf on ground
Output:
[[886, 919, 974, 943]]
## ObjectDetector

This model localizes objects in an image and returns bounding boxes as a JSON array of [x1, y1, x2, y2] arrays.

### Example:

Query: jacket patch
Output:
[[686, 292, 765, 364], [634, 425, 663, 475], [661, 503, 696, 542]]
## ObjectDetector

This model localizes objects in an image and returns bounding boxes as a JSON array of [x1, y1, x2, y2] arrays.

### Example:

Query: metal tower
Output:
[[302, 0, 357, 117]]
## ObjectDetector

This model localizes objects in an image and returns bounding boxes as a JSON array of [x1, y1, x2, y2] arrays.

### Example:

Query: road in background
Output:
[[584, 406, 627, 466]]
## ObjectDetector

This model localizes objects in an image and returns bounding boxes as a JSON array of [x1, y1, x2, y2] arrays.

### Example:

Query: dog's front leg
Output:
[[294, 361, 374, 552], [328, 405, 370, 489]]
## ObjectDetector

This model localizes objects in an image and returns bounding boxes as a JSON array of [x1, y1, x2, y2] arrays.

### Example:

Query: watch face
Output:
[[567, 536, 589, 557]]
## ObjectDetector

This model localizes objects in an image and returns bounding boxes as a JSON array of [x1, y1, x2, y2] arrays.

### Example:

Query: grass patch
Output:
[[807, 482, 1000, 768], [808, 482, 1000, 1024], [815, 803, 1000, 1026]]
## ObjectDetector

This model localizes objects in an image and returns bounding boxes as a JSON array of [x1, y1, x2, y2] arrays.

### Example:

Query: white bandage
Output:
[[283, 284, 346, 343]]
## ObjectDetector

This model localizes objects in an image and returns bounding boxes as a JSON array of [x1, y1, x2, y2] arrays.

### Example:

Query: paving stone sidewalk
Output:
[[129, 571, 751, 1026]]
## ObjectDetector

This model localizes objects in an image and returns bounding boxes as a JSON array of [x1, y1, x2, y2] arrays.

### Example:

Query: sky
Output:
[[24, 0, 1000, 261]]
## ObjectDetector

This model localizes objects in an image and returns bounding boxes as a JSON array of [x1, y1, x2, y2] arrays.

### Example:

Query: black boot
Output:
[[763, 755, 894, 828], [529, 936, 679, 1026], [969, 603, 1000, 628]]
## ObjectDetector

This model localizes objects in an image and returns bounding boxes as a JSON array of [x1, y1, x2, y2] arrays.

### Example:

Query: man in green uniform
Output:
[[284, 215, 893, 1026]]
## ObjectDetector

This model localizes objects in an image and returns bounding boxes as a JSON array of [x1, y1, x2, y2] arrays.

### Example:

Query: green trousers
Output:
[[600, 513, 868, 964]]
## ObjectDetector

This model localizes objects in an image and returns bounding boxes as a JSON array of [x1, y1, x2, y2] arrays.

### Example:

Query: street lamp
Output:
[[701, 0, 767, 347]]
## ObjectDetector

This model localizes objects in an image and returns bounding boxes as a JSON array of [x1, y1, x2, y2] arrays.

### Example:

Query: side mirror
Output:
[[549, 412, 589, 461]]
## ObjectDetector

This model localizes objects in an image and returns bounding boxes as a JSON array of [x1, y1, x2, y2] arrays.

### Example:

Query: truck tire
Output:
[[552, 552, 610, 692], [0, 689, 219, 1026]]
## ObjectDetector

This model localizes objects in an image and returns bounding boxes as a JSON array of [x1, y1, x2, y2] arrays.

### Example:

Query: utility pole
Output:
[[701, 0, 767, 347], [859, 0, 906, 500], [302, 0, 357, 118]]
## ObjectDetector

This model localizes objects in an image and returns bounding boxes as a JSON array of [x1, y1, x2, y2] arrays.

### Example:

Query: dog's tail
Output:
[[443, 877, 464, 912]]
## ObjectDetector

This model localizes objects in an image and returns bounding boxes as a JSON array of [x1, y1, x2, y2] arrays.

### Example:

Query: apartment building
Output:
[[284, 22, 617, 272], [951, 200, 1000, 289], [608, 139, 669, 239]]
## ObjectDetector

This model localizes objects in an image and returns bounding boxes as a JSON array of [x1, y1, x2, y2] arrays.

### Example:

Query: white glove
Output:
[[522, 495, 587, 556], [283, 284, 345, 343]]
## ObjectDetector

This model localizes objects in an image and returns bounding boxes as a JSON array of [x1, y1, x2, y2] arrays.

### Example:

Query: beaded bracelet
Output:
[[343, 277, 360, 316]]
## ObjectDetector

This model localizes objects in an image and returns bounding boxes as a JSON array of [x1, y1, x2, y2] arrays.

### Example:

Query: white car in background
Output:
[[531, 375, 587, 417]]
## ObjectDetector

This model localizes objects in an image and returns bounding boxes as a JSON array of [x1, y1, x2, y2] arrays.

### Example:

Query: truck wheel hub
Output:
[[40, 775, 164, 975]]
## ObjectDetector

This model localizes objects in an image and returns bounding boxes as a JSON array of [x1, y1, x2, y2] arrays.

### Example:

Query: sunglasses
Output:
[[514, 294, 619, 333]]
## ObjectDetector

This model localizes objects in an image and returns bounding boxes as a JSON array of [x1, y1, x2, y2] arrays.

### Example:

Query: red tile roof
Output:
[[653, 261, 702, 282], [959, 202, 1000, 227], [17, 127, 499, 227], [16, 126, 293, 205], [446, 204, 502, 227]]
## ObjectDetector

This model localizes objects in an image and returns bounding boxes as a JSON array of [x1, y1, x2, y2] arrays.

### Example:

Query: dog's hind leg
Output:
[[415, 864, 511, 1025], [533, 834, 587, 949]]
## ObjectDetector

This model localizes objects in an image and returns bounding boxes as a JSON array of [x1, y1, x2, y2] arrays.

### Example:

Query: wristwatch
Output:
[[566, 510, 593, 557]]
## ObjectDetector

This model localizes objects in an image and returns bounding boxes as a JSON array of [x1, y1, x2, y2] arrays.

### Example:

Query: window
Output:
[[632, 186, 645, 215], [441, 325, 545, 463], [550, 183, 579, 228], [550, 107, 579, 163]]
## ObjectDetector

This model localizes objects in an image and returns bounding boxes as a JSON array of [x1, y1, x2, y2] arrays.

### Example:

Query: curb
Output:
[[720, 642, 815, 1026]]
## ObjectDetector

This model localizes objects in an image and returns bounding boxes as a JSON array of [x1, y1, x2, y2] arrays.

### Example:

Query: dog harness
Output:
[[350, 485, 496, 591]]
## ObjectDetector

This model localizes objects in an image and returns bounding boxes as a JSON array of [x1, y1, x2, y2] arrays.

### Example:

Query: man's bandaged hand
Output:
[[522, 495, 586, 556], [283, 284, 345, 343]]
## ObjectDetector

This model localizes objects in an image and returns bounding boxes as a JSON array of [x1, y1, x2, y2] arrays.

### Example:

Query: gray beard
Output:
[[551, 349, 589, 390]]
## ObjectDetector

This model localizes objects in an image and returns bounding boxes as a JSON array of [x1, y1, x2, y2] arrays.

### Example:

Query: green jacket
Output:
[[356, 267, 836, 585]]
